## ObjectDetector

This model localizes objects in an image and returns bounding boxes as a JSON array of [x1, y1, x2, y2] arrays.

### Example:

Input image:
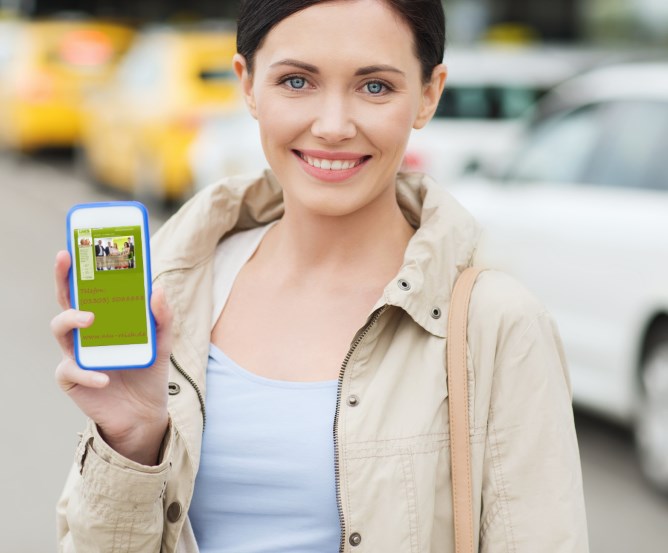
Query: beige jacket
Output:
[[57, 171, 589, 553]]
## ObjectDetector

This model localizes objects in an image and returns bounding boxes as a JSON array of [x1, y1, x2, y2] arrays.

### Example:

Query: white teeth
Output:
[[300, 153, 364, 171]]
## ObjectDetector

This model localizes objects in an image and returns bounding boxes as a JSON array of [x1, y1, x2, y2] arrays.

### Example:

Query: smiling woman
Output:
[[232, 0, 446, 220], [53, 1, 589, 553]]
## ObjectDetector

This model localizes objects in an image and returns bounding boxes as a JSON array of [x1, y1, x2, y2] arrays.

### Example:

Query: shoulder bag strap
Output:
[[447, 266, 486, 553]]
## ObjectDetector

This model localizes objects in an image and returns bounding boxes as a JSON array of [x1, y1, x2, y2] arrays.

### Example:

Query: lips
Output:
[[293, 149, 371, 170], [292, 149, 372, 182]]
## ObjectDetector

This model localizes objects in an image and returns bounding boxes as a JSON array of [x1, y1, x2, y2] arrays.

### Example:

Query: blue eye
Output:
[[287, 77, 306, 89], [365, 81, 386, 94]]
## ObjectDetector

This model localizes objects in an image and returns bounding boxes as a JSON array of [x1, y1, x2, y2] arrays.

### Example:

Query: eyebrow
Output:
[[269, 59, 405, 77], [355, 64, 405, 77], [270, 59, 319, 73]]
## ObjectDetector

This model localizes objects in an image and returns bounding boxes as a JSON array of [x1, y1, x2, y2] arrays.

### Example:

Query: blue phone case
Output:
[[66, 201, 157, 370]]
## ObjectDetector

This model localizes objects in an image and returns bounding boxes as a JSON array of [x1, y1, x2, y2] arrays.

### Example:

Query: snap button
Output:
[[347, 395, 360, 407], [349, 532, 362, 546], [167, 501, 182, 523], [168, 382, 181, 395], [397, 279, 411, 291], [431, 307, 442, 319]]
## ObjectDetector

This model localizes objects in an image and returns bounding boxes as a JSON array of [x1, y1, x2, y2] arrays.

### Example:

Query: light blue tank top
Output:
[[188, 224, 341, 553]]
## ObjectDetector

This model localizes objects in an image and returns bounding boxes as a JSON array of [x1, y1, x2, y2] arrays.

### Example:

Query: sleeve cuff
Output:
[[75, 418, 174, 505]]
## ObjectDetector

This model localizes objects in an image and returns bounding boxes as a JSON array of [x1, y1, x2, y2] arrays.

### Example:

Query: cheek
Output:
[[254, 86, 301, 147], [360, 101, 417, 157], [256, 102, 295, 152]]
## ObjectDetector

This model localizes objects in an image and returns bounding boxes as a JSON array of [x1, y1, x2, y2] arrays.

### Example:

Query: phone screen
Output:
[[73, 225, 148, 347]]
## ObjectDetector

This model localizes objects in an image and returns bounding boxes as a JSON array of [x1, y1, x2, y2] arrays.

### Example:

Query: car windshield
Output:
[[506, 99, 668, 191], [435, 86, 546, 120], [507, 104, 604, 184]]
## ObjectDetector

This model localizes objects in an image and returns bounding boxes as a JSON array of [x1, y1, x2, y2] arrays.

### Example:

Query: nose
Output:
[[311, 93, 357, 143]]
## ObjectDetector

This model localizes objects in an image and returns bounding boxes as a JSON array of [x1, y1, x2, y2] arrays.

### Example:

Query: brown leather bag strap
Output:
[[447, 267, 485, 553]]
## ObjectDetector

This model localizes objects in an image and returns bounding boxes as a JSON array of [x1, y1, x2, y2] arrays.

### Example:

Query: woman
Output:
[[52, 1, 589, 551], [119, 241, 131, 269]]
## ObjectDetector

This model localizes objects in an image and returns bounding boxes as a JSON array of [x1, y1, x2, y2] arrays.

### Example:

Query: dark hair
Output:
[[237, 0, 445, 83]]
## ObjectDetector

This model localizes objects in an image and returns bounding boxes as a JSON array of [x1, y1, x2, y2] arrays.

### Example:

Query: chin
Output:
[[289, 182, 387, 220]]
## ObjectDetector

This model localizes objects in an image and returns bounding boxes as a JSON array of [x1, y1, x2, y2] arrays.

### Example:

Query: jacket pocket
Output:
[[344, 448, 420, 553]]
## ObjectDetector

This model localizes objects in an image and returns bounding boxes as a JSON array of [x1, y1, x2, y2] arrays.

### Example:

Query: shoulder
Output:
[[150, 171, 280, 276], [467, 269, 551, 346], [464, 269, 570, 394]]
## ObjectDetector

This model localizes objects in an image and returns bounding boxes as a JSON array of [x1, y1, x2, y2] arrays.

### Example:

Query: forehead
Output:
[[256, 0, 418, 71]]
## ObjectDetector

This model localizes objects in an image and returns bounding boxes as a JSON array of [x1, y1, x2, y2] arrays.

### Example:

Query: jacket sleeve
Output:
[[57, 419, 174, 553], [479, 310, 590, 553]]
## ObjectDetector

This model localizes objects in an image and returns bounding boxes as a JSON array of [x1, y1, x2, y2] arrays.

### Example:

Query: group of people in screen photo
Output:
[[93, 236, 135, 271]]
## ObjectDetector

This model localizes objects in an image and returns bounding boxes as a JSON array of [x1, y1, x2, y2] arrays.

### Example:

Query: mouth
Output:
[[292, 149, 372, 172]]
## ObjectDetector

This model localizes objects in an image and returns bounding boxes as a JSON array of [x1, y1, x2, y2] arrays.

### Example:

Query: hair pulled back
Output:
[[237, 0, 446, 83]]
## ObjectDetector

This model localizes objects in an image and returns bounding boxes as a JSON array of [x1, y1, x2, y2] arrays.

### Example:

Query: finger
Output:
[[54, 250, 72, 311], [50, 309, 94, 356], [55, 357, 109, 392], [150, 286, 173, 359]]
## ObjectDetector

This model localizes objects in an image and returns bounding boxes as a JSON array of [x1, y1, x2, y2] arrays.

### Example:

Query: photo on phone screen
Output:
[[73, 225, 148, 348]]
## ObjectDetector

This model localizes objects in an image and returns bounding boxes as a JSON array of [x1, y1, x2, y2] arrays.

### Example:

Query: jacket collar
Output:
[[152, 170, 481, 339], [383, 172, 481, 338]]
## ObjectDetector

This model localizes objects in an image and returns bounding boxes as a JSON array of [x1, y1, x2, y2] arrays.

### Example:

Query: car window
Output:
[[643, 122, 668, 192], [435, 86, 544, 120], [507, 104, 604, 183], [198, 68, 235, 82], [582, 101, 668, 191]]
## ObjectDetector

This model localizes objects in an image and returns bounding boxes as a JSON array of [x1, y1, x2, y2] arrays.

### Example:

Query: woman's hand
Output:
[[51, 250, 172, 466]]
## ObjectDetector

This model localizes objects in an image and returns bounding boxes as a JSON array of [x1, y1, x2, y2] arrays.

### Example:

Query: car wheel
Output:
[[635, 329, 668, 492]]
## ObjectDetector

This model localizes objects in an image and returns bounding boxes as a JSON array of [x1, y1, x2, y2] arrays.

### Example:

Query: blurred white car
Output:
[[449, 62, 668, 491], [404, 45, 628, 184], [190, 45, 619, 190], [189, 109, 267, 191]]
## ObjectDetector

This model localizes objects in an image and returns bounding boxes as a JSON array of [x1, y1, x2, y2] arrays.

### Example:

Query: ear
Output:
[[233, 53, 258, 119], [413, 63, 447, 130]]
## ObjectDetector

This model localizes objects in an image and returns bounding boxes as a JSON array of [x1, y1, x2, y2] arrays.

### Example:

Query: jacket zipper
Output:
[[334, 305, 388, 553], [170, 353, 207, 431]]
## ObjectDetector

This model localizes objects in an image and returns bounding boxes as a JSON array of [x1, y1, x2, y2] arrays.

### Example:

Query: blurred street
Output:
[[1, 151, 668, 551]]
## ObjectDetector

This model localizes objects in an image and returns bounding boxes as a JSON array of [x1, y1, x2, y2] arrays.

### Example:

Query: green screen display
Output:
[[74, 226, 148, 347]]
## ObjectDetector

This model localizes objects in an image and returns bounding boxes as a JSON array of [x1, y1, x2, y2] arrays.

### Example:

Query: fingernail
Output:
[[77, 312, 93, 324]]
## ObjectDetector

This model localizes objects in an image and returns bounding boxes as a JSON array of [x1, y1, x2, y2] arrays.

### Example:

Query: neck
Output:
[[264, 183, 415, 285]]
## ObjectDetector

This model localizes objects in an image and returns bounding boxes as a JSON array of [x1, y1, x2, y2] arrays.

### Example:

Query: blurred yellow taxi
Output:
[[79, 25, 240, 202], [0, 18, 135, 151]]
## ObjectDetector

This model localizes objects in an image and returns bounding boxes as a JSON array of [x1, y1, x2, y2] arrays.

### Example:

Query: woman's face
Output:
[[234, 0, 446, 218]]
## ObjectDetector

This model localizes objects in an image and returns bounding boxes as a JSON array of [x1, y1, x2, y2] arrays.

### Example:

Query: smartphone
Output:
[[66, 201, 156, 370]]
